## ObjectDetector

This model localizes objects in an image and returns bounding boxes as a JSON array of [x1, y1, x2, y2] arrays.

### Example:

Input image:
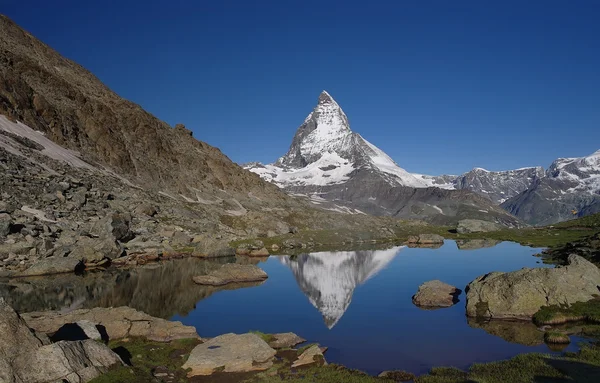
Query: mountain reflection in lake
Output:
[[0, 241, 584, 375]]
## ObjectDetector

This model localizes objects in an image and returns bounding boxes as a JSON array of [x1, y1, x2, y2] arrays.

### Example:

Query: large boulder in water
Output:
[[466, 254, 600, 320], [412, 280, 461, 309]]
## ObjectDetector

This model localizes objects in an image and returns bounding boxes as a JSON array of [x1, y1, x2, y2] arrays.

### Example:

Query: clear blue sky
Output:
[[2, 0, 599, 175]]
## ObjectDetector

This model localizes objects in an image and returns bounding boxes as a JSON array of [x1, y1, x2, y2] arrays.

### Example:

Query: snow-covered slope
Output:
[[502, 150, 600, 225], [279, 247, 402, 328]]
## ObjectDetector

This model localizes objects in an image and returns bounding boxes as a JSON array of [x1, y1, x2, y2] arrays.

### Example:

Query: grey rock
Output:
[[133, 203, 157, 217], [192, 237, 235, 258], [456, 239, 501, 250], [268, 332, 306, 349], [0, 297, 43, 359], [291, 344, 326, 368], [192, 264, 268, 286], [170, 231, 192, 247], [70, 236, 124, 262], [182, 333, 277, 376], [11, 340, 122, 383], [0, 213, 12, 236], [18, 257, 82, 276], [466, 254, 600, 320], [412, 280, 461, 309], [0, 201, 16, 214], [407, 234, 444, 244], [457, 219, 503, 234], [76, 320, 102, 341], [23, 306, 199, 342], [89, 213, 133, 242]]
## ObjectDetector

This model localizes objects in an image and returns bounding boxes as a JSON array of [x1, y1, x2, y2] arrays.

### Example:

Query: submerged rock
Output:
[[291, 344, 326, 368], [466, 254, 600, 320], [467, 318, 544, 346], [192, 263, 268, 286], [268, 332, 306, 349], [457, 219, 503, 234], [22, 306, 199, 342], [182, 333, 277, 376], [412, 280, 461, 309]]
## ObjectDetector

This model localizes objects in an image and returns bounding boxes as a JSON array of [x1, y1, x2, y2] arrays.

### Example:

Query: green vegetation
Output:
[[250, 330, 276, 343], [415, 343, 600, 383], [296, 343, 319, 355], [534, 298, 600, 325], [544, 331, 571, 344], [89, 337, 200, 383], [243, 363, 394, 383]]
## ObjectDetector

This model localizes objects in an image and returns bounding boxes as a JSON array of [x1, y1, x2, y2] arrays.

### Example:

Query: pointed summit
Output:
[[318, 90, 336, 105]]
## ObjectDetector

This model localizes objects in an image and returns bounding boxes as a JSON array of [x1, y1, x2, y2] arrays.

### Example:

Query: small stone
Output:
[[249, 247, 269, 257], [289, 226, 299, 234], [292, 345, 326, 368]]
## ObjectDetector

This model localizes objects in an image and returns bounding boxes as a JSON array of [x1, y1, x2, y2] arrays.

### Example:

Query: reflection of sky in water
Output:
[[174, 241, 582, 375]]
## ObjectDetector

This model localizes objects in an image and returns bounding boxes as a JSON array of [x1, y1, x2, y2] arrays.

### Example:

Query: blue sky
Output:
[[2, 0, 599, 175]]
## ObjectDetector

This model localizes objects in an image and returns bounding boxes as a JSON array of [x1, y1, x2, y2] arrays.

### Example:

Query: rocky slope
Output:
[[502, 150, 600, 225], [0, 15, 442, 277], [246, 91, 520, 226]]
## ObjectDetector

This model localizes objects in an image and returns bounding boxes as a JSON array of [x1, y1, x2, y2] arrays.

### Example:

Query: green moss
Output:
[[89, 337, 200, 383], [250, 330, 276, 343], [544, 331, 571, 344], [534, 299, 600, 325], [416, 344, 600, 383]]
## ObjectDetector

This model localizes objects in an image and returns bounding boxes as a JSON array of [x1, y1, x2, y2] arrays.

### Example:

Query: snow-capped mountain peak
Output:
[[249, 91, 427, 189]]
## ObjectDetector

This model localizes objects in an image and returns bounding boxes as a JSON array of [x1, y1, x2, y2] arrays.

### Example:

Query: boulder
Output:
[[192, 264, 268, 286], [192, 236, 235, 258], [1, 299, 122, 383], [170, 231, 192, 247], [76, 320, 102, 341], [0, 213, 12, 236], [182, 333, 276, 376], [18, 257, 83, 276], [268, 332, 306, 349], [407, 234, 444, 245], [249, 247, 269, 257], [466, 254, 600, 320], [89, 213, 134, 242], [291, 344, 326, 368], [69, 236, 124, 262], [457, 219, 503, 234], [22, 306, 199, 342], [11, 340, 123, 383], [412, 280, 461, 308], [133, 203, 157, 217]]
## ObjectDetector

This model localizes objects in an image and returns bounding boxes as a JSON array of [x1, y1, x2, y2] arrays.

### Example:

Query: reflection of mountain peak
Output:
[[280, 247, 402, 329]]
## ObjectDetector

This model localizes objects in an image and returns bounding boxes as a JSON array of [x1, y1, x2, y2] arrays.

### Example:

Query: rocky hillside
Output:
[[247, 91, 520, 226], [502, 150, 600, 225], [0, 15, 446, 277]]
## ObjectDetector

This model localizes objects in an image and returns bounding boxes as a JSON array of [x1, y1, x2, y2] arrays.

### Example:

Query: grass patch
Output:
[[534, 299, 600, 325], [250, 330, 276, 343], [544, 331, 571, 344], [243, 363, 394, 382], [416, 343, 600, 383], [89, 337, 200, 383]]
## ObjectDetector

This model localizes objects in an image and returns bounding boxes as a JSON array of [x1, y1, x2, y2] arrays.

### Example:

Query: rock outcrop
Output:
[[182, 333, 277, 376], [0, 298, 122, 383], [412, 280, 461, 309], [457, 219, 503, 233], [407, 234, 445, 245], [22, 306, 199, 342], [268, 332, 306, 349], [192, 264, 268, 286], [291, 344, 326, 368], [466, 255, 600, 320]]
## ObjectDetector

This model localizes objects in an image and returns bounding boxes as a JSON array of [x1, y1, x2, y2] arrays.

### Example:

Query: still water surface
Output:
[[172, 240, 581, 375], [0, 240, 582, 375]]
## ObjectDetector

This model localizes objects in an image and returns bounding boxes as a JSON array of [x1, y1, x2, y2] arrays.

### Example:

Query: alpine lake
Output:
[[0, 240, 586, 376]]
